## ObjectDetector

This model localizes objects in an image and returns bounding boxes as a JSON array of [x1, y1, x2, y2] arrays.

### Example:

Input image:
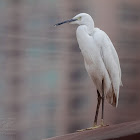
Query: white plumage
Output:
[[72, 13, 122, 107], [55, 13, 122, 129], [76, 24, 122, 107]]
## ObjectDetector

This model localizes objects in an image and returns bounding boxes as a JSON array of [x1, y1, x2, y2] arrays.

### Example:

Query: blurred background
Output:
[[0, 0, 140, 140]]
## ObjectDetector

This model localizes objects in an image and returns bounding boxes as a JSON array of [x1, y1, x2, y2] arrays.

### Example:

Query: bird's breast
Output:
[[76, 25, 103, 74]]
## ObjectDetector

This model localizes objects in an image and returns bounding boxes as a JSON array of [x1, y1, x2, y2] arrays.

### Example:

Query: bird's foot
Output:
[[86, 123, 109, 130], [77, 124, 102, 132], [86, 125, 101, 130], [76, 120, 109, 132], [76, 128, 87, 132], [100, 119, 109, 127]]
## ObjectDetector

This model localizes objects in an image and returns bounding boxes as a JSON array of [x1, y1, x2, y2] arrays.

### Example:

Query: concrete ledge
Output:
[[43, 120, 140, 140]]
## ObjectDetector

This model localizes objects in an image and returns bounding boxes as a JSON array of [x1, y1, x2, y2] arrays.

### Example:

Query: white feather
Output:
[[75, 14, 122, 107]]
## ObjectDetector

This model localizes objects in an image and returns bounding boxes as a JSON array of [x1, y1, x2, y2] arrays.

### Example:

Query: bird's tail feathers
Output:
[[106, 86, 118, 107]]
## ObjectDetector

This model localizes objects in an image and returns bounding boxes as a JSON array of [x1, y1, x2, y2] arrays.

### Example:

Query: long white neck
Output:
[[85, 19, 94, 35]]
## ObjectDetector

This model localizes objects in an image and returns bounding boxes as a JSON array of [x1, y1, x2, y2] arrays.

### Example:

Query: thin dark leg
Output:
[[101, 80, 105, 125], [94, 90, 101, 126], [77, 90, 101, 131]]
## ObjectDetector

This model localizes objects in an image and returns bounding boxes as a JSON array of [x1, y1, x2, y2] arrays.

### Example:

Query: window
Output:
[[119, 3, 140, 24], [68, 94, 88, 114]]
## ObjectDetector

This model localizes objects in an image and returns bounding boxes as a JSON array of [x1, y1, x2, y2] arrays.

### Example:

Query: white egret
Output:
[[54, 13, 122, 131]]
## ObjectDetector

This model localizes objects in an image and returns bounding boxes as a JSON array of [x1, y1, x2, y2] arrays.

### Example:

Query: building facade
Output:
[[0, 0, 140, 140]]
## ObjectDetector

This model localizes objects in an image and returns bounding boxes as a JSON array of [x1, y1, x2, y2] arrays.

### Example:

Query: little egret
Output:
[[54, 13, 122, 131]]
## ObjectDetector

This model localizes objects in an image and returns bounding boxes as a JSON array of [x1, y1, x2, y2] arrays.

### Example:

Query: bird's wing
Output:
[[93, 28, 122, 107]]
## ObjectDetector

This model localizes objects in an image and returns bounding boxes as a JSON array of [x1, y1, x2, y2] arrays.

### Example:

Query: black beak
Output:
[[54, 18, 77, 27]]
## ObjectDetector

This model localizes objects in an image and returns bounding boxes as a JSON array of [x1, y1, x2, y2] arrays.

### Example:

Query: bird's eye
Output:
[[78, 16, 82, 20]]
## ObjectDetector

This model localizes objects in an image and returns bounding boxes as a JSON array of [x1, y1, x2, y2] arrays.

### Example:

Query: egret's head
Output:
[[54, 13, 93, 27], [70, 13, 93, 25]]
